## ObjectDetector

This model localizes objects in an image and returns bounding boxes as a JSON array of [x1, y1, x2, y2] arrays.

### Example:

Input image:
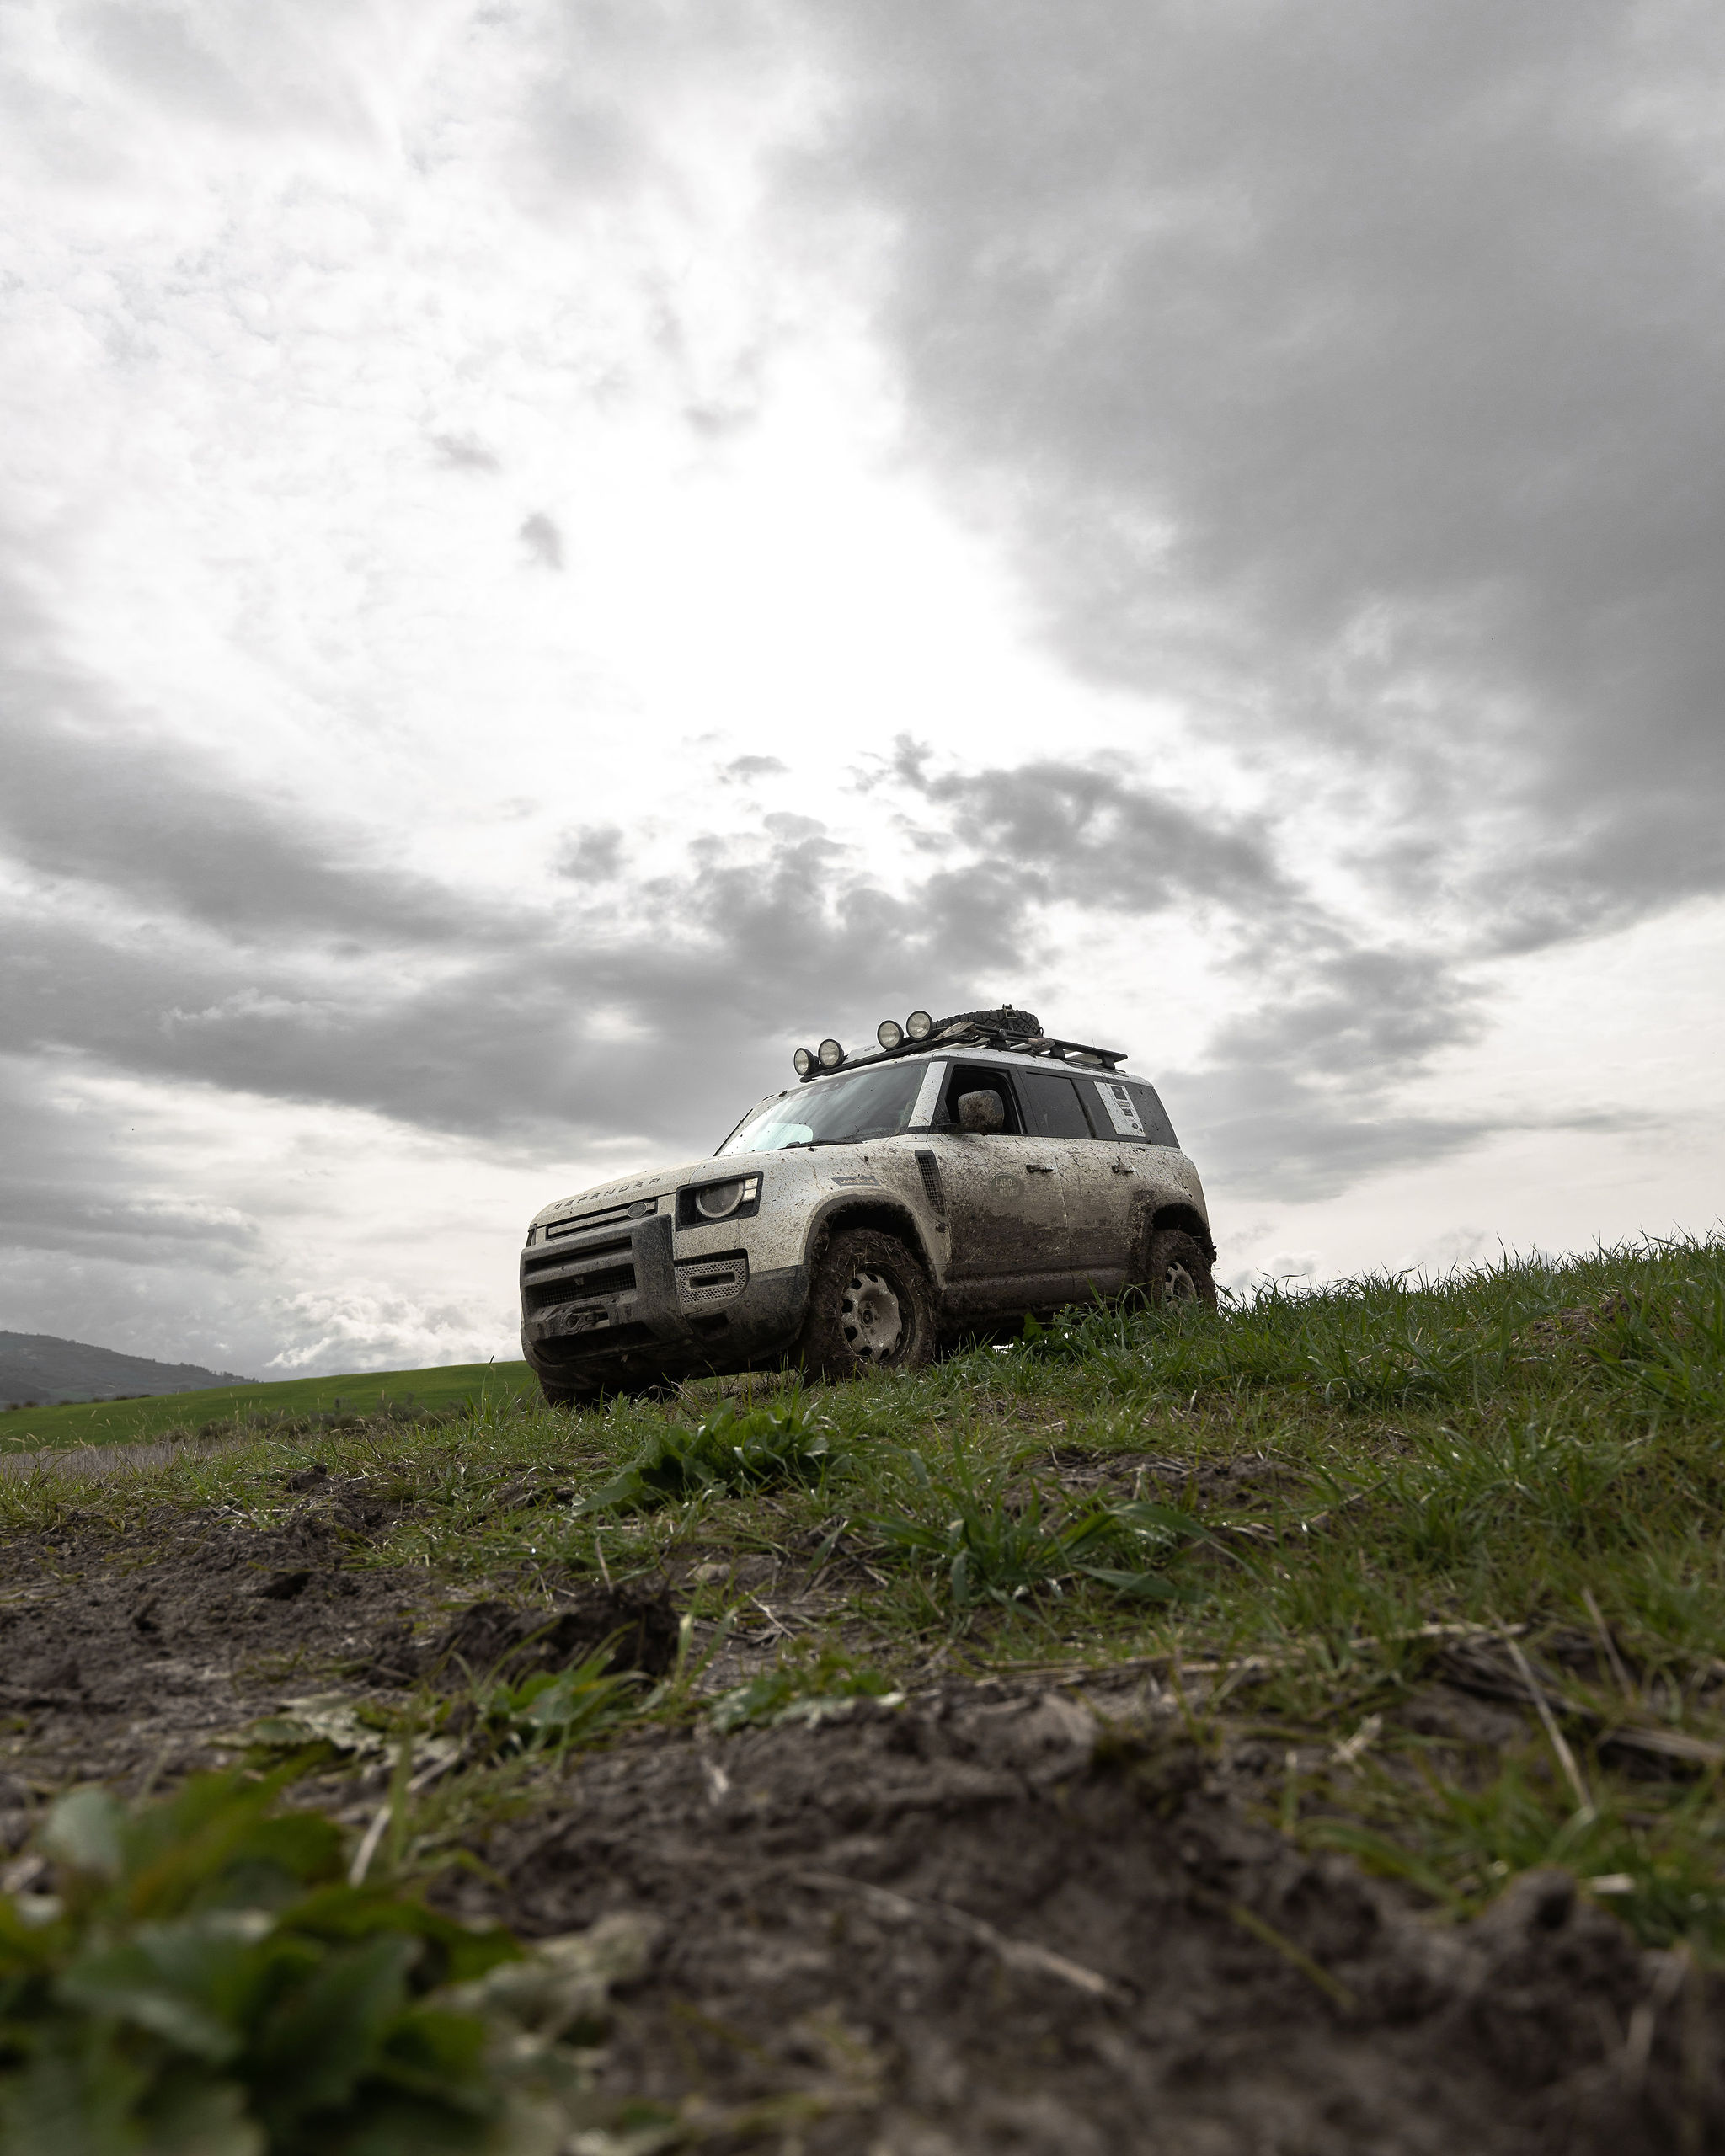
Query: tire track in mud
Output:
[[453, 1689, 1722, 2155]]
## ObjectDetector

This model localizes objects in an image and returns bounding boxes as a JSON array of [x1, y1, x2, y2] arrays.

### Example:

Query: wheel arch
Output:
[[1148, 1201, 1215, 1265], [802, 1198, 937, 1281]]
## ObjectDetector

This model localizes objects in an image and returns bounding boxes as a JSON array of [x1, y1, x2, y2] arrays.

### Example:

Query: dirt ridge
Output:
[[450, 1690, 1717, 2153]]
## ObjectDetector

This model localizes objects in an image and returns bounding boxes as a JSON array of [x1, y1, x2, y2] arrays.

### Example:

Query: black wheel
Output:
[[1140, 1227, 1218, 1310], [795, 1228, 937, 1381]]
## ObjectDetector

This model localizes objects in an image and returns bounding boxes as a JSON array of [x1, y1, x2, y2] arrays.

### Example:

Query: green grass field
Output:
[[6, 1235, 1725, 1961], [0, 1358, 537, 1454], [7, 1235, 1724, 2146]]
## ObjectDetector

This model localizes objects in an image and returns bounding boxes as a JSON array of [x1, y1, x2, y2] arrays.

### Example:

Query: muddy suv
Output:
[[519, 1006, 1215, 1405]]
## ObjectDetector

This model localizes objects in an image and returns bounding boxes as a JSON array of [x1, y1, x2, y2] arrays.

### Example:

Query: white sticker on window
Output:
[[1094, 1079, 1145, 1138], [908, 1059, 948, 1129]]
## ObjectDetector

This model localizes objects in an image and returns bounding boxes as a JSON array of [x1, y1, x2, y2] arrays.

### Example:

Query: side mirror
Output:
[[958, 1089, 1006, 1134]]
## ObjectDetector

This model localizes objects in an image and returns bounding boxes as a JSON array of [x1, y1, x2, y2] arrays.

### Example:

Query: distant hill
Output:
[[0, 1332, 252, 1408]]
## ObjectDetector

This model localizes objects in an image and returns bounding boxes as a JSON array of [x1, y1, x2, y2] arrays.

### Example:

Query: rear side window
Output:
[[1016, 1070, 1093, 1141], [1129, 1084, 1179, 1148], [1087, 1077, 1180, 1149]]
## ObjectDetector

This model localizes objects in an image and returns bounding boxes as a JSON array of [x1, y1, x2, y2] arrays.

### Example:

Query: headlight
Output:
[[817, 1038, 844, 1068], [793, 1045, 815, 1077], [877, 1017, 904, 1049], [905, 1009, 933, 1040], [677, 1173, 763, 1228]]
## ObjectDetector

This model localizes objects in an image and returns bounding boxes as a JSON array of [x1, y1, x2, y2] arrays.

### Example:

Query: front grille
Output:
[[675, 1252, 748, 1309], [523, 1235, 629, 1278], [523, 1263, 637, 1315]]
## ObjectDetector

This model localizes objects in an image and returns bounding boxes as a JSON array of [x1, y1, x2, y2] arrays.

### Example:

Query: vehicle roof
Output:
[[770, 1042, 1156, 1101]]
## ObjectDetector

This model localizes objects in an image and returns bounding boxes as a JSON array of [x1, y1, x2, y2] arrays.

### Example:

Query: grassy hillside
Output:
[[4, 1235, 1723, 2142], [0, 1329, 248, 1407], [5, 1235, 1723, 1948], [4, 1230, 1725, 2146], [0, 1358, 537, 1454]]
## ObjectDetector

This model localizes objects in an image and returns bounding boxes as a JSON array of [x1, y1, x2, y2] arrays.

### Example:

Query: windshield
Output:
[[718, 1061, 929, 1154]]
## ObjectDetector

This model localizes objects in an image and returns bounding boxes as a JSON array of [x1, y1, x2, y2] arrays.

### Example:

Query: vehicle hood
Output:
[[531, 1158, 718, 1230]]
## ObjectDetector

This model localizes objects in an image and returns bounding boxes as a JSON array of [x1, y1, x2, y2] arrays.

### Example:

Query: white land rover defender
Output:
[[519, 1006, 1215, 1406]]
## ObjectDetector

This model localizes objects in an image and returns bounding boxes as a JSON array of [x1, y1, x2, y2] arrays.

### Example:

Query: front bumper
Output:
[[519, 1212, 807, 1389]]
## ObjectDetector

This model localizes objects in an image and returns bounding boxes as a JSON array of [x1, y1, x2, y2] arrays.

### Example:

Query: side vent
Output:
[[914, 1149, 945, 1216]]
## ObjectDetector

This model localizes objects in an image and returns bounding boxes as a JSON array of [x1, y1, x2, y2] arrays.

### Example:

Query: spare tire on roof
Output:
[[932, 1007, 1044, 1037]]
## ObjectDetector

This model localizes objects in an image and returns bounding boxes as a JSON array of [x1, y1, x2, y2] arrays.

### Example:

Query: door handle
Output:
[[1111, 1164, 1136, 1176], [1026, 1162, 1055, 1175]]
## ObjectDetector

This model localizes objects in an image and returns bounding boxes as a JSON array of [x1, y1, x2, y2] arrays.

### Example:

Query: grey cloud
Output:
[[1163, 943, 1489, 1198], [878, 746, 1503, 1189], [433, 434, 501, 472], [796, 1, 1725, 939], [529, 82, 650, 198], [0, 745, 1026, 1154], [554, 826, 626, 881], [13, 703, 1356, 1169], [890, 737, 1290, 915], [519, 513, 564, 570], [81, 6, 261, 128], [0, 1061, 262, 1269], [0, 697, 473, 948], [0, 548, 1511, 1206], [0, 594, 910, 1145], [719, 756, 788, 784], [74, 3, 375, 142], [0, 1057, 476, 1377], [518, 0, 786, 209]]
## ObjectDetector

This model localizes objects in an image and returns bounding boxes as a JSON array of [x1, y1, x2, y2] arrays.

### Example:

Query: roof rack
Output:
[[938, 1020, 1130, 1070], [797, 1019, 1128, 1080]]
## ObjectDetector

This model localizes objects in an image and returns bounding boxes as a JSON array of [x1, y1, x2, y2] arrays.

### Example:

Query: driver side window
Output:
[[937, 1065, 1023, 1134]]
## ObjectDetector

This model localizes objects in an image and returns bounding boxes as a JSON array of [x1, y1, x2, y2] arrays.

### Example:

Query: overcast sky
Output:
[[3, 0, 1722, 1377]]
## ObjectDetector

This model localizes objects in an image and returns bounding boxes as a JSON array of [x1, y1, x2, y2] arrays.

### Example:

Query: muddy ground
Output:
[[2, 1479, 1721, 2153], [467, 1700, 1718, 2155]]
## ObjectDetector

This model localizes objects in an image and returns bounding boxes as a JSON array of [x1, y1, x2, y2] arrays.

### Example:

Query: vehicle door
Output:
[[1014, 1067, 1130, 1293], [917, 1062, 1071, 1313]]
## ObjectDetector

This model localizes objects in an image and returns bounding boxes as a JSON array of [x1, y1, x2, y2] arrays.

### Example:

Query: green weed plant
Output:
[[0, 1772, 521, 2155], [574, 1396, 841, 1516], [708, 1646, 900, 1733], [472, 1647, 644, 1761], [864, 1435, 1208, 1612]]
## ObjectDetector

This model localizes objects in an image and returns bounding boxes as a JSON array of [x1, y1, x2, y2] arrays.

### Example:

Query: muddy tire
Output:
[[795, 1228, 937, 1381], [932, 1006, 1043, 1037], [1140, 1227, 1218, 1310]]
